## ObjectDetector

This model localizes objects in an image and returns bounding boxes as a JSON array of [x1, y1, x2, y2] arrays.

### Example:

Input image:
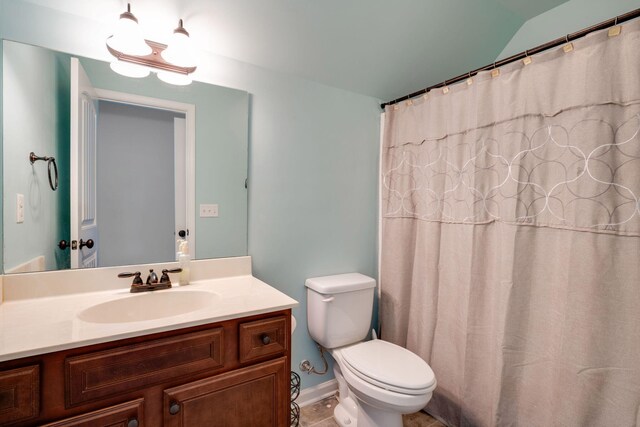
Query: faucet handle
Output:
[[160, 268, 183, 284], [118, 271, 143, 285]]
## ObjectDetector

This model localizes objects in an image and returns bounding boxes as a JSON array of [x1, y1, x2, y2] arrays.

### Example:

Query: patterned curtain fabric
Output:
[[380, 19, 640, 427]]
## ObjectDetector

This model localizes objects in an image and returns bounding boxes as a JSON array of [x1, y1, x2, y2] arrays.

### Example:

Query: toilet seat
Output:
[[337, 340, 436, 395]]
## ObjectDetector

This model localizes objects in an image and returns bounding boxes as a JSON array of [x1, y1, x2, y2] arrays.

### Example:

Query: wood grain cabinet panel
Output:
[[66, 328, 224, 406], [239, 316, 287, 363], [41, 398, 144, 427], [163, 357, 289, 427], [0, 365, 39, 425]]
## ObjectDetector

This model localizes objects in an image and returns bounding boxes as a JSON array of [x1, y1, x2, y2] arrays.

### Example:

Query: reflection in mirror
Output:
[[94, 101, 185, 268], [2, 40, 249, 274]]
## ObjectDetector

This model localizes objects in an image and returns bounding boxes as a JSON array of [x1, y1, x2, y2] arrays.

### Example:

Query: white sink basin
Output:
[[78, 290, 218, 323]]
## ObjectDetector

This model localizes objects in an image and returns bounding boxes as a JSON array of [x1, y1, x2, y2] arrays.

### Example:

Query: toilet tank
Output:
[[305, 273, 376, 349]]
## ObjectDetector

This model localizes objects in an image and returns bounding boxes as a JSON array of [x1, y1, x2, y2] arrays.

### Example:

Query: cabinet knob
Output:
[[127, 418, 139, 427], [261, 334, 271, 345], [169, 402, 181, 415]]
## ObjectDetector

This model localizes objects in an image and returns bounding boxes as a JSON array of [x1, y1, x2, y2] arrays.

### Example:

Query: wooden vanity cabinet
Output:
[[0, 310, 291, 427]]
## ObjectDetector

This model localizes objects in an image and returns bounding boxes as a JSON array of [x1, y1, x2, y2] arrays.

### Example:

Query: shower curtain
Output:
[[380, 20, 640, 427]]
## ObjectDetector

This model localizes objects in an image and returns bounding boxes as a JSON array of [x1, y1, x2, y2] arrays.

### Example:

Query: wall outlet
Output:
[[199, 204, 219, 218], [16, 194, 24, 223]]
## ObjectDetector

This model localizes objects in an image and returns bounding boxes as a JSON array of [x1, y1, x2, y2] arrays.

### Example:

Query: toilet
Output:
[[305, 273, 436, 427]]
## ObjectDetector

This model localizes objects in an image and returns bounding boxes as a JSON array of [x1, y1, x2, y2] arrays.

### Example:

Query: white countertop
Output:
[[0, 274, 298, 362]]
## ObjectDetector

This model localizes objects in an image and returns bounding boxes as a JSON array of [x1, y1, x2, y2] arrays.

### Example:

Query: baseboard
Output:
[[296, 379, 338, 407]]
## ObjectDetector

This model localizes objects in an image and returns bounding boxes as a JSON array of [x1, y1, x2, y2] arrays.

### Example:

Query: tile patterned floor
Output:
[[300, 396, 446, 427]]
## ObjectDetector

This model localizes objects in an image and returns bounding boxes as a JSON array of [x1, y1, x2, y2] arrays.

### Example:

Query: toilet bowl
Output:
[[331, 339, 436, 427], [305, 273, 437, 427]]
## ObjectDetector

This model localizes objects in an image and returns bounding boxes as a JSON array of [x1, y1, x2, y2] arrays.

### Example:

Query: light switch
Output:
[[200, 204, 219, 218], [16, 194, 24, 223]]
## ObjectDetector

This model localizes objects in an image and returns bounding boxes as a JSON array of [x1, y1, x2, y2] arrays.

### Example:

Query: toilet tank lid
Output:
[[305, 273, 376, 294]]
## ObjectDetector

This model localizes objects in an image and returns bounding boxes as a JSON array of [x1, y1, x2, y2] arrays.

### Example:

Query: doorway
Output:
[[95, 101, 186, 267]]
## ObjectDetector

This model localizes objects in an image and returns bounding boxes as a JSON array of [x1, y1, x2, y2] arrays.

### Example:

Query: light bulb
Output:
[[106, 4, 152, 56], [161, 20, 197, 68], [157, 71, 192, 86], [110, 60, 150, 78]]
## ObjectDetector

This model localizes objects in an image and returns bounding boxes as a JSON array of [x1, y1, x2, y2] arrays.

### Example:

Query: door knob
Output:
[[79, 239, 94, 249], [261, 334, 271, 345], [127, 418, 139, 427], [58, 240, 69, 250]]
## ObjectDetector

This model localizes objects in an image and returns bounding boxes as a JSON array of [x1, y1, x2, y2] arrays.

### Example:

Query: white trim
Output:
[[93, 88, 197, 257], [297, 379, 338, 408], [378, 114, 385, 302]]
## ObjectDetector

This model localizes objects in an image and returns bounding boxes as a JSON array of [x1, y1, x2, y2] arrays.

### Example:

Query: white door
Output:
[[70, 58, 98, 269]]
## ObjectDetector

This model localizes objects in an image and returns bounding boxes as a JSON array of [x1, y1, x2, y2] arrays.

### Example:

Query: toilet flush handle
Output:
[[322, 296, 335, 303]]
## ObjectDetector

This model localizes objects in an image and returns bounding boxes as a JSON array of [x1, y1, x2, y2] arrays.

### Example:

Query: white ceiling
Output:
[[23, 0, 569, 101]]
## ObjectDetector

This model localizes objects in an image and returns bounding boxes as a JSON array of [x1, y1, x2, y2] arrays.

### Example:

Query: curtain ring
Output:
[[466, 71, 474, 85], [614, 16, 619, 25], [565, 34, 569, 43]]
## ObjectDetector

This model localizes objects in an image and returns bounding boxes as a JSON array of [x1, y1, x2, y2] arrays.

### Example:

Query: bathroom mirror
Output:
[[2, 39, 249, 273]]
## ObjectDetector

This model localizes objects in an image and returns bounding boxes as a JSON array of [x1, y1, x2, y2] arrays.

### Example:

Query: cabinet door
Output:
[[0, 365, 39, 425], [41, 399, 144, 427], [163, 358, 288, 427]]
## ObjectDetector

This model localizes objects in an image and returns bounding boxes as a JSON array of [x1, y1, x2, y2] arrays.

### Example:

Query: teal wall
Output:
[[497, 0, 640, 59], [243, 66, 380, 387], [2, 41, 70, 271], [0, 0, 380, 390]]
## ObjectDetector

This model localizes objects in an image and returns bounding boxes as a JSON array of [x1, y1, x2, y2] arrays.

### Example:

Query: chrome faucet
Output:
[[118, 268, 182, 293]]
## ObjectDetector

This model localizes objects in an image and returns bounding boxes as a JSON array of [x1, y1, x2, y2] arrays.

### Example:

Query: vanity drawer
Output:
[[66, 328, 224, 406], [0, 365, 39, 425], [239, 316, 287, 363], [42, 398, 144, 427]]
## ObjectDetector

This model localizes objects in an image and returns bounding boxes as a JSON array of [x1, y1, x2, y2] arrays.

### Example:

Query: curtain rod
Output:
[[380, 7, 640, 110]]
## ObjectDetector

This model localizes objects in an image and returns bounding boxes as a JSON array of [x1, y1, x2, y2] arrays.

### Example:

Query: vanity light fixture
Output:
[[106, 3, 197, 85]]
